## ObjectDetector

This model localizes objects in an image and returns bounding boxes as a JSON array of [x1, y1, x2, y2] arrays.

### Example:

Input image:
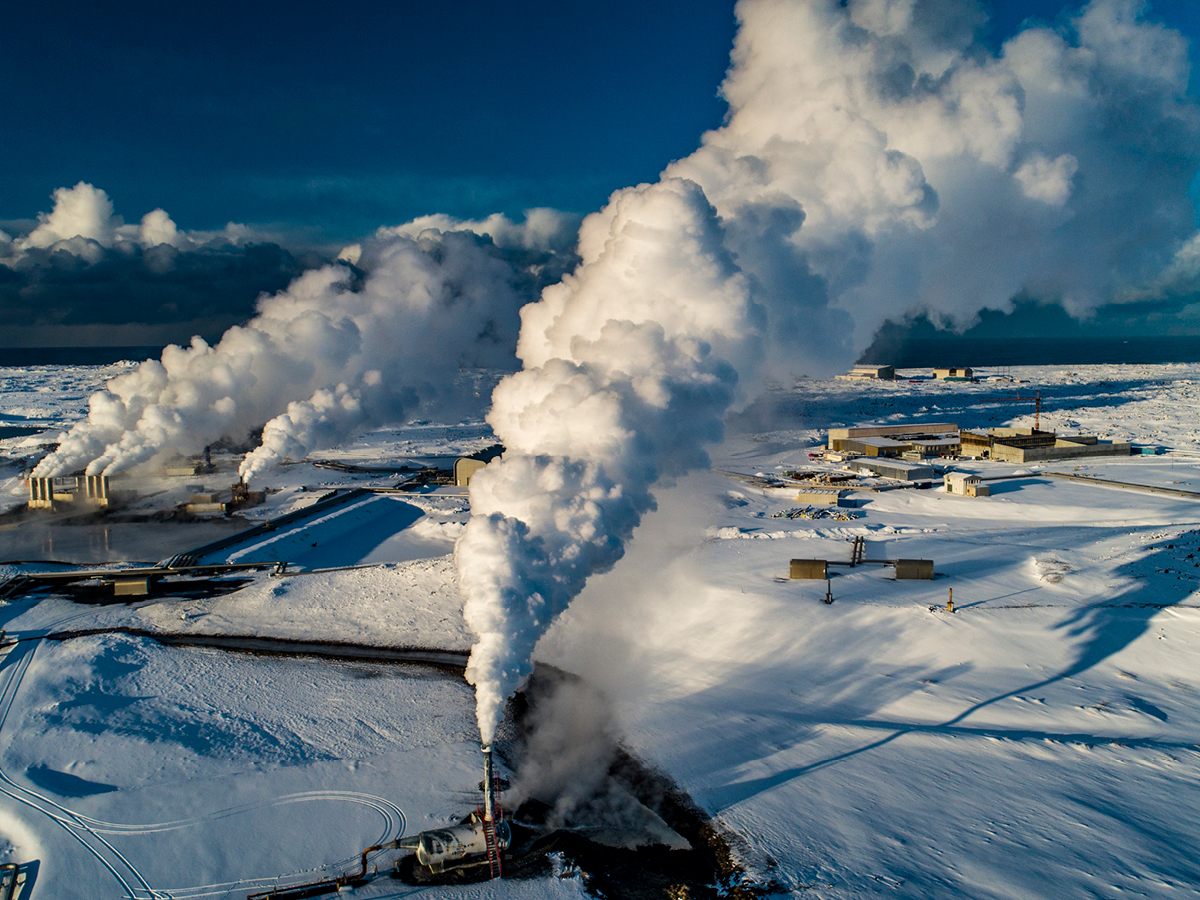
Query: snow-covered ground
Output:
[[2, 363, 1200, 898]]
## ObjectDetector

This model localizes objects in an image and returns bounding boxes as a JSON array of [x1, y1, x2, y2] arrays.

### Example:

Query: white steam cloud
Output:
[[458, 0, 1200, 743], [459, 178, 761, 743], [669, 0, 1200, 345], [33, 228, 540, 478]]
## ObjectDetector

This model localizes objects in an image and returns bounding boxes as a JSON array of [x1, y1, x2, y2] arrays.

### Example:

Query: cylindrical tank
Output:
[[412, 817, 512, 873]]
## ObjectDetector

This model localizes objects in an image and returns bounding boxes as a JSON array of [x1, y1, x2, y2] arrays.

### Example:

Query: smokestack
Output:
[[482, 743, 495, 823]]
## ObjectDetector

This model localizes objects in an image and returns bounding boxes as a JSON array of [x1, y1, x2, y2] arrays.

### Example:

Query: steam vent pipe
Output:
[[482, 743, 495, 822]]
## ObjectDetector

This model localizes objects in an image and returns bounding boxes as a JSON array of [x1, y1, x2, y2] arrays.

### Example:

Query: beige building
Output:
[[837, 364, 895, 381], [827, 423, 959, 457], [933, 367, 974, 380], [454, 444, 505, 487], [945, 471, 990, 497], [796, 487, 845, 505], [961, 428, 1130, 463]]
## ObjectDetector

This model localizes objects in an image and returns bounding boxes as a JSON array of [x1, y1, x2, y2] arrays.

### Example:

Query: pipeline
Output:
[[245, 838, 402, 900], [340, 838, 402, 884]]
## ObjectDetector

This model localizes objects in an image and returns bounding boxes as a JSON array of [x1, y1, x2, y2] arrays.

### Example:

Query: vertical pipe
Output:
[[481, 744, 495, 823]]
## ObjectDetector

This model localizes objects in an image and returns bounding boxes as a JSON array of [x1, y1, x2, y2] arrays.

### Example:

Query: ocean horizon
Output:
[[1, 335, 1199, 370], [858, 334, 1200, 368]]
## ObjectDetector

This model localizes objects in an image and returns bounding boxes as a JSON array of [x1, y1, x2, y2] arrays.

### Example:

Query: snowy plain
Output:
[[1, 361, 1200, 898]]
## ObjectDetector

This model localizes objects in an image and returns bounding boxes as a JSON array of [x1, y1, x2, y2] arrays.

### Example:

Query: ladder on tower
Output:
[[479, 806, 503, 878]]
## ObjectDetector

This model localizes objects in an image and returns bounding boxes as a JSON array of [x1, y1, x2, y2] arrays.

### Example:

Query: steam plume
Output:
[[458, 0, 1200, 743], [458, 178, 760, 743], [668, 0, 1200, 353], [34, 227, 552, 478]]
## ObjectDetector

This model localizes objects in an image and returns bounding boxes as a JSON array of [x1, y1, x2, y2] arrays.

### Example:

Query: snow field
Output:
[[2, 362, 1200, 897]]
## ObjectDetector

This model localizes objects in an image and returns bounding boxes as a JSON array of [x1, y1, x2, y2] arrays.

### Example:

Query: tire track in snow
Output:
[[0, 636, 410, 899], [0, 642, 167, 898]]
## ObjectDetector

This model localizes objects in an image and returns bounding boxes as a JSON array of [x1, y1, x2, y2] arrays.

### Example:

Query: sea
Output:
[[0, 346, 163, 367], [861, 335, 1200, 368], [0, 336, 1198, 369]]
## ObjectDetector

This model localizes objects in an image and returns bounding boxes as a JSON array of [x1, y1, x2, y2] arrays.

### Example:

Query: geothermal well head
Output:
[[482, 743, 495, 822]]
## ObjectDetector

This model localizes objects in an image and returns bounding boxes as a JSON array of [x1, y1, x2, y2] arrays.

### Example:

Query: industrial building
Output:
[[453, 444, 504, 487], [855, 459, 936, 482], [945, 472, 990, 497], [960, 428, 1131, 463], [162, 447, 218, 477], [827, 423, 959, 458], [795, 487, 846, 505], [933, 367, 975, 381], [837, 364, 895, 381], [28, 474, 112, 511]]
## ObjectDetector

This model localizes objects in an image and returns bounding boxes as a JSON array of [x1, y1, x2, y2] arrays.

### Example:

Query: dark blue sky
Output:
[[4, 0, 1198, 243]]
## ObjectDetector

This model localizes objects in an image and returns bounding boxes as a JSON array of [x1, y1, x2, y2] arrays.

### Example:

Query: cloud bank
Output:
[[0, 183, 326, 347]]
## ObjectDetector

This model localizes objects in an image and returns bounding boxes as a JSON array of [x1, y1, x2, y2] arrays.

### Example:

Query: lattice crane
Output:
[[982, 390, 1043, 431]]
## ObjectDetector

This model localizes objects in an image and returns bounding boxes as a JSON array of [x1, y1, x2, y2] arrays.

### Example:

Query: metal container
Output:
[[894, 559, 934, 580], [790, 559, 828, 579]]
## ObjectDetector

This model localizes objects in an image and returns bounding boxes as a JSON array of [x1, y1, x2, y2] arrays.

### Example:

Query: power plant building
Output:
[[827, 423, 959, 458], [960, 428, 1131, 463], [28, 474, 112, 511]]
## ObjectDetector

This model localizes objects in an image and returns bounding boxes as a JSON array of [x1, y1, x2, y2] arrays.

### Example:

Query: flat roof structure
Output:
[[908, 438, 960, 449], [828, 423, 957, 442], [856, 459, 937, 481], [837, 364, 895, 380]]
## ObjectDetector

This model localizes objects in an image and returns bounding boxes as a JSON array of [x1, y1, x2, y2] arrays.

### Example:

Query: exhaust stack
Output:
[[482, 743, 495, 823]]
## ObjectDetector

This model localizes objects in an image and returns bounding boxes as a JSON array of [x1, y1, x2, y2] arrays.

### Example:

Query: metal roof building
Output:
[[856, 459, 936, 481]]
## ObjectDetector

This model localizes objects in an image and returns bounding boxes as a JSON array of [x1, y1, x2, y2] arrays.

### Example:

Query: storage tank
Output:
[[894, 559, 934, 580], [398, 813, 511, 874]]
